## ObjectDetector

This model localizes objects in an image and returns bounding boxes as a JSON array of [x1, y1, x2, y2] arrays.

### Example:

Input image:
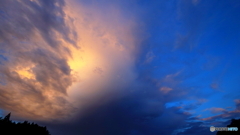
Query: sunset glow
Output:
[[0, 0, 239, 135]]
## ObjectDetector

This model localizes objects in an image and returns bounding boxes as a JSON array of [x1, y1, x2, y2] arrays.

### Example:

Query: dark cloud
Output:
[[0, 0, 77, 120], [42, 68, 209, 135], [0, 0, 76, 48], [44, 98, 194, 135]]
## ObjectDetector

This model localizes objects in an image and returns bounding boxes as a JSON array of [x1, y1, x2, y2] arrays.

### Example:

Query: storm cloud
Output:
[[0, 0, 77, 120], [0, 0, 240, 135]]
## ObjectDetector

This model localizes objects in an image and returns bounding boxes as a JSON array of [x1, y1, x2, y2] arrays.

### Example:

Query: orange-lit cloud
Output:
[[160, 87, 173, 94], [201, 99, 240, 121], [0, 0, 140, 121], [204, 107, 227, 114], [64, 0, 140, 115]]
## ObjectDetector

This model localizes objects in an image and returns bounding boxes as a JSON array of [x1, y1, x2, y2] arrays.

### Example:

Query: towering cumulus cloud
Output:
[[65, 0, 140, 109]]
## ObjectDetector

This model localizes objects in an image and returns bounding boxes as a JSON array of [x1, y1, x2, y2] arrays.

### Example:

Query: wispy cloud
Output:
[[160, 86, 173, 94], [204, 107, 228, 114], [205, 101, 240, 122], [175, 99, 240, 135]]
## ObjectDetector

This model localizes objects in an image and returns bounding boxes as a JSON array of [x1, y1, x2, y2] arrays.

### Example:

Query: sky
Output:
[[0, 0, 240, 135]]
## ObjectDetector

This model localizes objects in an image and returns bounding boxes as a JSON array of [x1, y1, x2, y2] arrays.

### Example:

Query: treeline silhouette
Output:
[[216, 119, 240, 135], [0, 113, 50, 135]]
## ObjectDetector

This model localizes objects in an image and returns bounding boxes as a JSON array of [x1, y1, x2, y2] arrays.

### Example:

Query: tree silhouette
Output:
[[216, 119, 240, 135], [0, 113, 51, 135], [3, 112, 11, 122]]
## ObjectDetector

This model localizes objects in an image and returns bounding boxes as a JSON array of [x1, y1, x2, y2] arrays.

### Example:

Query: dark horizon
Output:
[[1, 113, 239, 135]]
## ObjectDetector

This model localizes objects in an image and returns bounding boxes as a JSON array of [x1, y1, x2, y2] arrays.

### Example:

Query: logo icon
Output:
[[210, 126, 215, 132]]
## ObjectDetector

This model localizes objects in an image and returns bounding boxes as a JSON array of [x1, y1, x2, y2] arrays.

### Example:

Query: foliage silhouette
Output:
[[216, 119, 240, 135], [0, 113, 51, 135]]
